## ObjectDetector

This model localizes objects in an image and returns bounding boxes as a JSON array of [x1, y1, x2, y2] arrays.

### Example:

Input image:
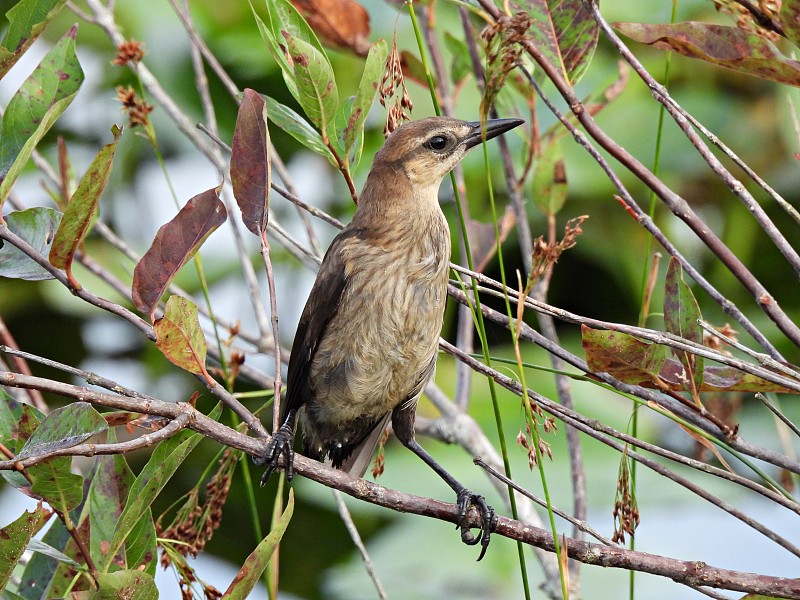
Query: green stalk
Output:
[[480, 139, 568, 599], [407, 2, 530, 596]]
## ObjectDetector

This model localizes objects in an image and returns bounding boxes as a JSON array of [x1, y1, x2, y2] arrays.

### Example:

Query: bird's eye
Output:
[[426, 135, 448, 151]]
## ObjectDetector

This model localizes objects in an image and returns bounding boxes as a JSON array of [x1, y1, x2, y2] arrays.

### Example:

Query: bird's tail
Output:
[[337, 413, 391, 478]]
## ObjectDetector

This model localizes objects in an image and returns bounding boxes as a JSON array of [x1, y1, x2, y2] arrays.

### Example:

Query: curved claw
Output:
[[455, 489, 496, 561], [255, 422, 296, 484]]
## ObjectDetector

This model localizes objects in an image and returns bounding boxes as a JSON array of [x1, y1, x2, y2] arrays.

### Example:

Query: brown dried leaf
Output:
[[291, 0, 371, 56], [231, 89, 270, 237], [132, 186, 227, 322]]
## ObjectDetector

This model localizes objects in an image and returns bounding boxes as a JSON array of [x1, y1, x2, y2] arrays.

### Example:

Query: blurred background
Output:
[[1, 0, 799, 597]]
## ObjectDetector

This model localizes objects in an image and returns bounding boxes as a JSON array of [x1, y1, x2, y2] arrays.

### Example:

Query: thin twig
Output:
[[436, 344, 800, 557], [478, 0, 799, 353], [0, 223, 153, 339], [259, 232, 283, 434], [474, 457, 614, 547], [332, 490, 389, 600], [2, 371, 798, 598], [1, 412, 193, 470], [0, 319, 47, 412], [756, 393, 800, 439], [586, 1, 800, 277]]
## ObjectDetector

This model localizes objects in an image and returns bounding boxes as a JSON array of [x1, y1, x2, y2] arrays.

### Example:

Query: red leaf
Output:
[[132, 186, 226, 321], [231, 89, 270, 237]]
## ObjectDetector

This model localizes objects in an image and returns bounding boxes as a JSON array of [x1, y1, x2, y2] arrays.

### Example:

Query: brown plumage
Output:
[[258, 116, 523, 558]]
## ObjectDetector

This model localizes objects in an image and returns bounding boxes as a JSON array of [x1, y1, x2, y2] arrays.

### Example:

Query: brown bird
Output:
[[258, 116, 524, 558]]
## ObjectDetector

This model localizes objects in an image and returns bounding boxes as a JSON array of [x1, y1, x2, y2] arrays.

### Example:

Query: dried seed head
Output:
[[516, 430, 529, 449], [116, 85, 153, 128], [113, 39, 145, 66], [371, 426, 391, 478], [612, 454, 640, 544], [529, 215, 589, 285], [380, 35, 413, 136], [480, 13, 531, 112]]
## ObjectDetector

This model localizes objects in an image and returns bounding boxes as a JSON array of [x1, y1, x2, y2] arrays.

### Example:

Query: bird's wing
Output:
[[281, 227, 361, 420]]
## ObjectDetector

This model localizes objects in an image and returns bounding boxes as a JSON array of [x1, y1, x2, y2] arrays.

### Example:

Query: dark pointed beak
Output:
[[463, 118, 525, 150]]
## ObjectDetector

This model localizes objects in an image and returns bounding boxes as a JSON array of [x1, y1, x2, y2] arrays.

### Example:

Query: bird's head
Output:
[[372, 116, 524, 189]]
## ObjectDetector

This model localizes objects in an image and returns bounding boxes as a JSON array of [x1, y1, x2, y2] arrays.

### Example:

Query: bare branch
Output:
[[1, 371, 797, 598]]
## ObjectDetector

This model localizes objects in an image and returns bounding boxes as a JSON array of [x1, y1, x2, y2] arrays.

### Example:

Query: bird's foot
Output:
[[455, 488, 496, 561], [255, 422, 295, 484]]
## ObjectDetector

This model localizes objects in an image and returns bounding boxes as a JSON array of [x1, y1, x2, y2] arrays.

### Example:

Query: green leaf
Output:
[[48, 126, 121, 276], [231, 89, 271, 237], [531, 138, 567, 215], [581, 325, 667, 387], [124, 510, 157, 575], [20, 472, 88, 599], [0, 505, 49, 589], [0, 207, 62, 280], [264, 0, 325, 55], [16, 401, 107, 460], [222, 488, 294, 600], [516, 0, 561, 80], [86, 431, 156, 575], [154, 295, 210, 380], [664, 257, 704, 393], [614, 21, 800, 87], [0, 388, 25, 447], [333, 95, 355, 159], [24, 538, 80, 568], [18, 516, 75, 598], [338, 39, 387, 160], [779, 0, 800, 48], [95, 570, 158, 600], [0, 403, 84, 512], [659, 361, 798, 394], [264, 95, 334, 160], [0, 392, 39, 490], [28, 458, 85, 514], [131, 185, 226, 321], [250, 4, 299, 99], [444, 32, 472, 86], [548, 0, 599, 84], [0, 25, 83, 207], [102, 428, 204, 571], [0, 0, 67, 79], [516, 0, 599, 84], [281, 32, 338, 143]]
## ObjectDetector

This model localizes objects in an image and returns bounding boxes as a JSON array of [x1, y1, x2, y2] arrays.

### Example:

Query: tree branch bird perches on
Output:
[[258, 116, 524, 559]]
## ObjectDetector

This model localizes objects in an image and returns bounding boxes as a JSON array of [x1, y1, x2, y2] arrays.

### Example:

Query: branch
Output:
[[1, 371, 798, 598]]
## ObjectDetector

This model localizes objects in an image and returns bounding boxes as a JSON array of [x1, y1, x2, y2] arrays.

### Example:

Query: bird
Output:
[[257, 115, 524, 559]]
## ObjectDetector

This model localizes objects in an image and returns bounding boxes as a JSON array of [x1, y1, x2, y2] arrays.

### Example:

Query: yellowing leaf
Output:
[[154, 295, 211, 383]]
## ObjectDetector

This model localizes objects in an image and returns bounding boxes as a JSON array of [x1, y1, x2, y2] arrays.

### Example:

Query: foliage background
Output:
[[1, 0, 799, 598]]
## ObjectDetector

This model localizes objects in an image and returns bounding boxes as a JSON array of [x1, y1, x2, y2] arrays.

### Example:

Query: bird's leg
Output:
[[392, 406, 496, 560], [255, 409, 298, 484]]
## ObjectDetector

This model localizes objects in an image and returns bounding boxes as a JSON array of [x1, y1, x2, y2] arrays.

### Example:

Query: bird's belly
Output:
[[308, 251, 447, 425]]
